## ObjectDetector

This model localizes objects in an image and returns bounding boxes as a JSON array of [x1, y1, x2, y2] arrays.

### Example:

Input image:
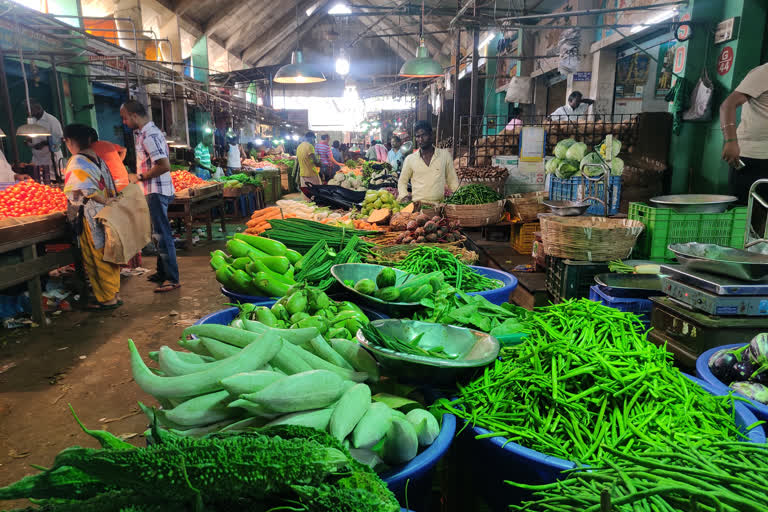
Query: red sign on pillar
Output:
[[673, 46, 687, 74], [717, 46, 734, 76]]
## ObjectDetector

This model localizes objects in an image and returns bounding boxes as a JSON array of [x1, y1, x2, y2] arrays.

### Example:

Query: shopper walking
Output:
[[87, 128, 130, 192], [315, 134, 332, 182], [398, 120, 458, 203], [120, 99, 181, 293], [61, 124, 121, 310], [297, 131, 321, 200]]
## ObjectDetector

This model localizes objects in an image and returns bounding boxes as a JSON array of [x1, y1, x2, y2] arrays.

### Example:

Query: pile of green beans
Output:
[[511, 442, 768, 512], [445, 183, 502, 205], [263, 218, 379, 252], [395, 246, 502, 292], [434, 299, 748, 466]]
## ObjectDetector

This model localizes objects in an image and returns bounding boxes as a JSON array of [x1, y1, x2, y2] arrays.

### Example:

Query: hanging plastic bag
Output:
[[212, 166, 225, 179], [682, 68, 713, 121], [558, 28, 582, 75], [505, 76, 533, 103]]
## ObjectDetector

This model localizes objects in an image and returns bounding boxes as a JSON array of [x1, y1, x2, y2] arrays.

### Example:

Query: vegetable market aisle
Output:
[[0, 243, 227, 509]]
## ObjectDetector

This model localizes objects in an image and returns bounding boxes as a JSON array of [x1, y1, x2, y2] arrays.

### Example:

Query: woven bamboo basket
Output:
[[459, 176, 508, 195], [540, 215, 645, 262], [443, 200, 505, 228], [508, 190, 549, 222]]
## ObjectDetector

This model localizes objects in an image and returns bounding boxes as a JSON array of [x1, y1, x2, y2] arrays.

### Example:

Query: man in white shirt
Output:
[[387, 135, 406, 172], [398, 121, 459, 203], [550, 91, 594, 121], [26, 101, 64, 179], [721, 63, 768, 205]]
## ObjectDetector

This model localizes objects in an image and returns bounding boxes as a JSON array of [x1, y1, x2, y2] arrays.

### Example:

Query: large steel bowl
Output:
[[650, 194, 737, 213]]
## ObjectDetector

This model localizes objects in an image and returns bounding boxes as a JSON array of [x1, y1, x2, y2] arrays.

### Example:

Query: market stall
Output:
[[169, 171, 227, 246]]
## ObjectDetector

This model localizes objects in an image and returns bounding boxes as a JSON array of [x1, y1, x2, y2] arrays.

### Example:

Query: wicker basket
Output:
[[443, 200, 505, 228], [540, 215, 645, 262], [508, 191, 548, 222]]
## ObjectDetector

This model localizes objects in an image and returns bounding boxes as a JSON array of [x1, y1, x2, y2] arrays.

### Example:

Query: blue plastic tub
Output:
[[466, 266, 518, 305], [463, 373, 764, 510], [696, 343, 768, 422], [220, 286, 274, 304], [548, 175, 622, 215], [589, 285, 652, 326]]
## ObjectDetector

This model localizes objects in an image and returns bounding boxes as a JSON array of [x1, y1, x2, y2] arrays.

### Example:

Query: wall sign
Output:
[[573, 71, 592, 81], [676, 13, 692, 42], [714, 17, 739, 45], [673, 46, 687, 74], [717, 46, 734, 76]]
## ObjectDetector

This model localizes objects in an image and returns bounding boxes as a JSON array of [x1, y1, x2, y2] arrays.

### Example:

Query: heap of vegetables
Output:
[[328, 171, 365, 191], [215, 172, 263, 188], [210, 234, 302, 297], [546, 135, 624, 179], [128, 312, 442, 469], [390, 212, 463, 244], [244, 206, 287, 235], [361, 189, 403, 221], [170, 170, 210, 191], [396, 246, 502, 292], [0, 415, 400, 512], [263, 218, 380, 252], [350, 267, 443, 304], [414, 287, 526, 335], [435, 300, 751, 466], [293, 236, 370, 290], [511, 441, 768, 512], [445, 183, 502, 205], [361, 161, 392, 187], [0, 179, 67, 219], [708, 334, 768, 404]]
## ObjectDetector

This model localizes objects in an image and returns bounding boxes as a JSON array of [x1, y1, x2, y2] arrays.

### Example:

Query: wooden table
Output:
[[169, 184, 226, 247], [0, 214, 80, 323]]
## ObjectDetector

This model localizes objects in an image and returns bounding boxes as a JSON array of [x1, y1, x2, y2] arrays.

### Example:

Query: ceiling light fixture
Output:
[[336, 49, 350, 76], [399, 0, 443, 78], [274, 1, 327, 84], [329, 3, 351, 15], [16, 33, 50, 138], [631, 8, 678, 33]]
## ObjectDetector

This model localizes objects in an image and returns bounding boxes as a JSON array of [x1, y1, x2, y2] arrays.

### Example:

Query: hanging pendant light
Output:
[[16, 32, 50, 138], [399, 0, 443, 78], [274, 2, 326, 84], [0, 128, 6, 137]]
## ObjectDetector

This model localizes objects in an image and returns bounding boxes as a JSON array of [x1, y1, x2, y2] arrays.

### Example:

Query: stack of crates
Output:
[[628, 203, 747, 261], [548, 175, 621, 215], [511, 222, 540, 255], [545, 255, 610, 303], [589, 285, 652, 327]]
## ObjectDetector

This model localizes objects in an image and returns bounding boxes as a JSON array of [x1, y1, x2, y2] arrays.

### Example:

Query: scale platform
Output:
[[660, 265, 768, 316]]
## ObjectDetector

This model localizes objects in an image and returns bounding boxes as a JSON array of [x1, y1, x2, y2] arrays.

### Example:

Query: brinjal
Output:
[[733, 359, 759, 382], [708, 348, 740, 383], [730, 381, 768, 405], [747, 333, 768, 364]]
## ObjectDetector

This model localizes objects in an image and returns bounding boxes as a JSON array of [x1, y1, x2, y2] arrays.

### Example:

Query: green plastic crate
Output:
[[628, 203, 747, 261], [545, 255, 610, 303]]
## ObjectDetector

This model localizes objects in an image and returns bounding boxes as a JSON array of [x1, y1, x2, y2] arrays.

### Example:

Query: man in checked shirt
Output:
[[120, 100, 181, 293]]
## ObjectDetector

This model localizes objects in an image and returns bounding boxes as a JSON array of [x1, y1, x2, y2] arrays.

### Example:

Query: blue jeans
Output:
[[146, 193, 180, 284]]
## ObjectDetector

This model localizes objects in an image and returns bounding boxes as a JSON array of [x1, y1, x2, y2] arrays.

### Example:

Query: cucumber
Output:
[[177, 337, 210, 356], [128, 335, 282, 399], [329, 383, 371, 441], [182, 325, 260, 349], [288, 342, 368, 382], [270, 343, 314, 374], [376, 267, 397, 288], [200, 337, 241, 360], [352, 402, 393, 449], [163, 390, 237, 427], [265, 408, 334, 430], [158, 346, 217, 376], [354, 278, 377, 295], [220, 371, 285, 396], [406, 408, 440, 446], [376, 286, 400, 302], [242, 318, 319, 345], [379, 417, 419, 465], [398, 284, 432, 303], [330, 338, 380, 382], [243, 369, 344, 413], [310, 336, 354, 370], [227, 398, 280, 419]]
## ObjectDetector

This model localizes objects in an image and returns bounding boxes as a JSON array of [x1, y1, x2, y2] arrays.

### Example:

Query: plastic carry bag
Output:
[[505, 76, 533, 104], [682, 68, 713, 121], [212, 166, 225, 179]]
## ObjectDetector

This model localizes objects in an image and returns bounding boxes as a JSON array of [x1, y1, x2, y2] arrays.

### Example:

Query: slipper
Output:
[[155, 282, 182, 293], [88, 300, 124, 311]]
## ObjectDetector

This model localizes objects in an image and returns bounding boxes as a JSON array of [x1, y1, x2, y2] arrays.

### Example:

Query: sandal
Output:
[[88, 300, 124, 311], [147, 273, 164, 283], [155, 281, 182, 293]]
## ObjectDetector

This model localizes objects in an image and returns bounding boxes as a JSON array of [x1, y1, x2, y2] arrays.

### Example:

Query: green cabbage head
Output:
[[554, 138, 576, 159]]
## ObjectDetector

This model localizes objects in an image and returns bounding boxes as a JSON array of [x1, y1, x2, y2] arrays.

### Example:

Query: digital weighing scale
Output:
[[660, 265, 768, 316]]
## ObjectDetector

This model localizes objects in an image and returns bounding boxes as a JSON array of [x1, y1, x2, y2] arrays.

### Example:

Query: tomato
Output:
[[170, 170, 209, 192], [0, 180, 67, 218]]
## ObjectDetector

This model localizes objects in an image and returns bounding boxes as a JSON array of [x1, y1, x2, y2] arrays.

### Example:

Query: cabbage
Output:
[[598, 137, 622, 158], [554, 138, 576, 159], [546, 157, 562, 174], [610, 156, 624, 176], [555, 159, 580, 179], [565, 142, 588, 162], [580, 152, 604, 176]]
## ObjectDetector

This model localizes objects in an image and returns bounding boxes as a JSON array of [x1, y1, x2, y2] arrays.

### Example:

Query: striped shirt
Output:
[[195, 142, 212, 168], [315, 141, 331, 166], [134, 121, 174, 196]]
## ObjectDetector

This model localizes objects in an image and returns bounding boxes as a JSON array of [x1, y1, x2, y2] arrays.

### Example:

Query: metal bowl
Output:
[[668, 243, 768, 281], [356, 319, 501, 383], [650, 194, 737, 213], [330, 263, 425, 316], [543, 200, 589, 216]]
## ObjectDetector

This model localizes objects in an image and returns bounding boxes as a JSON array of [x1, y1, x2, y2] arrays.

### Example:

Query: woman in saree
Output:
[[62, 124, 121, 310]]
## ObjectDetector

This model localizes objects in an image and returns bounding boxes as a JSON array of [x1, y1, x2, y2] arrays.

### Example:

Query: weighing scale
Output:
[[660, 265, 768, 316]]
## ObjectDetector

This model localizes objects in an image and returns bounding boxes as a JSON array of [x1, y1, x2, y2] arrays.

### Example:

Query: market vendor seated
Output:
[[397, 120, 458, 203]]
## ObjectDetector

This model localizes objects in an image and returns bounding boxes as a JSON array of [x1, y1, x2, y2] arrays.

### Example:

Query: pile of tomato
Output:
[[171, 170, 209, 192], [0, 180, 68, 220]]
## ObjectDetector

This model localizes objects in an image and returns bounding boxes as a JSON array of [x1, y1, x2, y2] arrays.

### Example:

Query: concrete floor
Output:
[[0, 242, 227, 507]]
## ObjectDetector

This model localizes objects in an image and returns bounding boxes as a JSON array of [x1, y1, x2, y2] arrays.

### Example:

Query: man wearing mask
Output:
[[120, 99, 181, 293], [26, 101, 64, 179], [550, 91, 594, 121], [398, 121, 458, 203]]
